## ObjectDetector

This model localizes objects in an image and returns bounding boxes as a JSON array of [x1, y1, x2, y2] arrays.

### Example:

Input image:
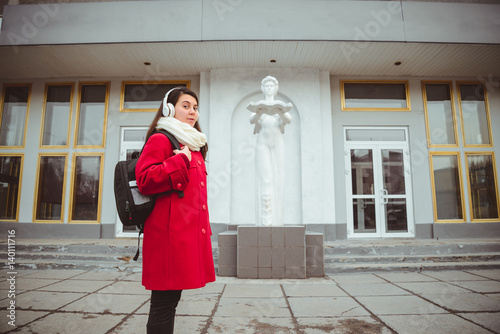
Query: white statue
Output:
[[247, 76, 292, 226]]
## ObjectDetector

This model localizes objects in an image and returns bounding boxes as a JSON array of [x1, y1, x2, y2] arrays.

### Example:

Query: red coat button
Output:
[[197, 160, 202, 165], [202, 205, 207, 211], [176, 183, 182, 189], [201, 228, 206, 235], [200, 181, 205, 187]]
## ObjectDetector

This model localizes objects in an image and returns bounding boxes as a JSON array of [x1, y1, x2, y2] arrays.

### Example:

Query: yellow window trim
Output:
[[428, 151, 466, 223], [120, 80, 191, 112], [340, 80, 411, 112], [32, 153, 68, 223], [422, 81, 459, 148], [73, 81, 110, 149], [0, 83, 32, 149], [39, 82, 75, 149], [457, 81, 494, 148], [464, 152, 500, 223], [68, 152, 104, 224], [0, 153, 24, 222]]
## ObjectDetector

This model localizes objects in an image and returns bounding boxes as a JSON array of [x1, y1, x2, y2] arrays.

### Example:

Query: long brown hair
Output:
[[146, 87, 208, 160]]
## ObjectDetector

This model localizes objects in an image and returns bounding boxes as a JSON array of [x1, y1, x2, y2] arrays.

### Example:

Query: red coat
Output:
[[135, 132, 215, 290]]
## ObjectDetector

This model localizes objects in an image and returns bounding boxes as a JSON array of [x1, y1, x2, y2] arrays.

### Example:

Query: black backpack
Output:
[[114, 129, 183, 261]]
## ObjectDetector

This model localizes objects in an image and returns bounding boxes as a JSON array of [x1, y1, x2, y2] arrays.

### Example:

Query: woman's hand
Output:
[[174, 146, 192, 161]]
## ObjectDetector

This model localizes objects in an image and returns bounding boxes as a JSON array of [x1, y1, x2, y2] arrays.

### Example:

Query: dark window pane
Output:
[[0, 156, 22, 220], [36, 156, 66, 220], [72, 155, 101, 221]]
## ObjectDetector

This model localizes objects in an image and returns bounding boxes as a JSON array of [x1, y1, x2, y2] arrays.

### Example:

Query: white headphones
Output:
[[162, 87, 180, 117]]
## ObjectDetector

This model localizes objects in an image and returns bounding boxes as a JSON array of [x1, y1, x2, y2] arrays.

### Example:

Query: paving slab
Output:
[[451, 280, 500, 293], [282, 283, 347, 297], [37, 279, 112, 293], [182, 282, 225, 296], [61, 293, 149, 314], [10, 312, 125, 334], [331, 273, 386, 284], [7, 277, 59, 292], [99, 280, 150, 295], [422, 270, 491, 281], [379, 314, 493, 334], [223, 283, 283, 298], [288, 297, 369, 317], [376, 272, 439, 283], [421, 293, 500, 312], [215, 297, 290, 317], [71, 271, 132, 281], [21, 270, 88, 279], [11, 290, 86, 310], [356, 295, 446, 315], [108, 314, 149, 334], [177, 294, 219, 316], [0, 310, 49, 333], [395, 281, 472, 295], [297, 316, 392, 334], [467, 269, 500, 280], [207, 316, 295, 334], [339, 282, 411, 296], [458, 311, 500, 333]]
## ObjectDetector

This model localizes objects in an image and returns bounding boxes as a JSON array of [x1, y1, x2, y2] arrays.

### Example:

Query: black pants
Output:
[[147, 290, 182, 334]]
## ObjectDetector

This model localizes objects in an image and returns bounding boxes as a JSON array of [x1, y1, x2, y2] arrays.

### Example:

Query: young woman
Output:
[[135, 87, 215, 334]]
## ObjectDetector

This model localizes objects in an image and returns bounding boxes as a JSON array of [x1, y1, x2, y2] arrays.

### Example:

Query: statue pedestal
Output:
[[218, 225, 324, 279]]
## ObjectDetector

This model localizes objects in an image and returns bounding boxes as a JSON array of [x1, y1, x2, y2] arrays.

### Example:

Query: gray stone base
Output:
[[218, 225, 324, 279]]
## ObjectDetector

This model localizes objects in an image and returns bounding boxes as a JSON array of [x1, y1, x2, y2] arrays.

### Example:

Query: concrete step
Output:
[[2, 238, 500, 274]]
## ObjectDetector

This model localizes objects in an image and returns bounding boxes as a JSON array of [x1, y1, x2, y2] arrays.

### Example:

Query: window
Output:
[[422, 82, 458, 147], [69, 154, 104, 223], [341, 81, 410, 111], [458, 82, 493, 147], [34, 154, 67, 222], [429, 153, 465, 222], [40, 83, 74, 147], [0, 84, 31, 147], [465, 153, 499, 221], [0, 155, 23, 221], [120, 81, 189, 112], [75, 82, 109, 148]]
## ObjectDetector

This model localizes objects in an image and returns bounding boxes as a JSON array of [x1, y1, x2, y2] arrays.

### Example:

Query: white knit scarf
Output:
[[156, 116, 207, 151]]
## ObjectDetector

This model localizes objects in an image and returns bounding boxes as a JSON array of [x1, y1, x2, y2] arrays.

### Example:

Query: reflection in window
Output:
[[382, 149, 405, 195], [342, 81, 409, 111], [0, 85, 30, 147], [466, 154, 499, 221], [423, 82, 457, 146], [353, 199, 376, 233], [351, 149, 374, 195], [71, 155, 102, 221], [430, 154, 464, 221], [42, 85, 73, 146], [459, 83, 492, 146], [76, 83, 108, 147], [385, 199, 408, 232], [121, 82, 188, 112], [0, 155, 22, 220], [35, 155, 66, 221]]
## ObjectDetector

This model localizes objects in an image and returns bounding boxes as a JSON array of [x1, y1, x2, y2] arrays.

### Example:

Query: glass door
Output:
[[115, 127, 148, 238], [345, 128, 414, 238]]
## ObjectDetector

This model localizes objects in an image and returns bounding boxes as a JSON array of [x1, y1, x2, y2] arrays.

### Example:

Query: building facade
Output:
[[0, 0, 499, 241]]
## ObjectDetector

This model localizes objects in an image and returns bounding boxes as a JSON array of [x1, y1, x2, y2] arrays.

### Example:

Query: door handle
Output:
[[381, 188, 389, 204]]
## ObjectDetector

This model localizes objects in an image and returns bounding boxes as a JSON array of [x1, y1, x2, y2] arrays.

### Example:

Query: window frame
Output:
[[457, 81, 494, 148], [428, 151, 466, 223], [39, 82, 75, 149], [119, 80, 190, 112], [73, 81, 110, 149], [422, 81, 459, 148], [340, 80, 411, 112], [32, 153, 68, 223], [68, 152, 104, 224], [464, 152, 500, 222], [0, 153, 24, 222], [0, 83, 32, 149]]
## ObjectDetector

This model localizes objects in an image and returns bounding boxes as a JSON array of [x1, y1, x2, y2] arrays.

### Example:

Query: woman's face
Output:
[[262, 80, 277, 96], [174, 94, 198, 127]]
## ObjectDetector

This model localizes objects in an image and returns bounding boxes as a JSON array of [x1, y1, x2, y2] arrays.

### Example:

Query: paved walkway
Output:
[[0, 269, 499, 333]]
